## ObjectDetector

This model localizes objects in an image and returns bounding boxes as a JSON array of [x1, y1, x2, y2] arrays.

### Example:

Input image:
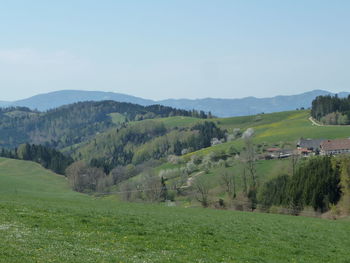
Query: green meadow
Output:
[[1, 157, 350, 262]]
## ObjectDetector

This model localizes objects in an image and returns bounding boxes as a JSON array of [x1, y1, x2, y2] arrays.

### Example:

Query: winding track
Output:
[[309, 117, 322, 126]]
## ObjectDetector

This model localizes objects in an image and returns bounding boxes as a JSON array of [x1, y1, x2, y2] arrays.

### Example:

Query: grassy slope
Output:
[[218, 110, 350, 149], [151, 116, 204, 129], [1, 157, 350, 262], [195, 158, 291, 195], [108, 112, 126, 125]]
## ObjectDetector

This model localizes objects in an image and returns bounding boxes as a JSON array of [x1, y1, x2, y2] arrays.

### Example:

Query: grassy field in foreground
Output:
[[1, 157, 350, 263]]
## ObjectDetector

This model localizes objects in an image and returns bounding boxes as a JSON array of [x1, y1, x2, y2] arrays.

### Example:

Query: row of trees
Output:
[[0, 143, 73, 174], [258, 156, 343, 213], [311, 95, 350, 124], [173, 122, 226, 155], [66, 163, 170, 202], [66, 159, 163, 194]]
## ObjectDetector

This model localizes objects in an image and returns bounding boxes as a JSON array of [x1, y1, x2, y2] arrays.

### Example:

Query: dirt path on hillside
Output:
[[309, 117, 322, 126], [185, 171, 204, 187]]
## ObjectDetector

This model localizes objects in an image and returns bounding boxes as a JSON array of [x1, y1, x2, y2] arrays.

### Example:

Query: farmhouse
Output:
[[320, 139, 350, 155], [297, 138, 324, 152]]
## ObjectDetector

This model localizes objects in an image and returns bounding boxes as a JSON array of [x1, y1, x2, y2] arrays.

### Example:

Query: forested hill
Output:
[[0, 100, 208, 149]]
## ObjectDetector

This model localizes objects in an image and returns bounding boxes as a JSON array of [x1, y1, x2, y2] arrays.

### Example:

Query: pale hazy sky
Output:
[[0, 0, 349, 101]]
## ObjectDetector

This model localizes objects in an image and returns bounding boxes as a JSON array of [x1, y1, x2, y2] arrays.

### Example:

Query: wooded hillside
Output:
[[311, 95, 350, 125], [0, 101, 208, 149]]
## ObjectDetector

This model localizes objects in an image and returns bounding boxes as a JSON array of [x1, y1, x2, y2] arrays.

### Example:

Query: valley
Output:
[[2, 2, 349, 262]]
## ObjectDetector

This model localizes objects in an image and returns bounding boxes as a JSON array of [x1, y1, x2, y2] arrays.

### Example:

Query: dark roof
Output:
[[297, 138, 325, 150], [321, 139, 350, 151]]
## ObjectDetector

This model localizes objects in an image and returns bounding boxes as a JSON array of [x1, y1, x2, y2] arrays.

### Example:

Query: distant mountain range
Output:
[[1, 89, 349, 117], [5, 90, 154, 110]]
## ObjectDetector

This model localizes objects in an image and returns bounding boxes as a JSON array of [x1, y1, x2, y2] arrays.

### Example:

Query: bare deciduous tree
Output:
[[242, 133, 257, 188], [142, 172, 163, 202], [242, 167, 248, 195], [119, 181, 134, 201], [86, 167, 105, 191], [96, 174, 114, 192], [66, 161, 88, 192], [220, 171, 236, 199], [193, 177, 210, 207], [66, 161, 105, 192]]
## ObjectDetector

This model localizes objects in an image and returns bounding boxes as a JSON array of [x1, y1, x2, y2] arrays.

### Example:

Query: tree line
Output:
[[311, 95, 350, 125], [173, 121, 226, 155], [0, 143, 73, 174], [258, 156, 344, 213]]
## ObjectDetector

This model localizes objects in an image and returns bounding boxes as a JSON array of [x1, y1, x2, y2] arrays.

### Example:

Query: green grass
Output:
[[149, 116, 203, 129], [1, 157, 350, 262], [179, 159, 291, 197], [0, 158, 81, 200], [224, 110, 350, 142], [125, 116, 202, 130], [108, 112, 126, 125]]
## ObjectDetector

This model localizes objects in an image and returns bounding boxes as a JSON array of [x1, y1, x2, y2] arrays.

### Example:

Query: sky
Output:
[[0, 0, 349, 101]]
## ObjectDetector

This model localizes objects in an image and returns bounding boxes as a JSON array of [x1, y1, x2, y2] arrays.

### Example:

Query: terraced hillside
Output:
[[1, 157, 350, 262]]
